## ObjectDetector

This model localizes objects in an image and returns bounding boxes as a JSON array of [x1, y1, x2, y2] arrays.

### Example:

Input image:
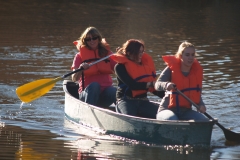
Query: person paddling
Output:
[[154, 41, 208, 121], [71, 26, 116, 108], [112, 39, 165, 118]]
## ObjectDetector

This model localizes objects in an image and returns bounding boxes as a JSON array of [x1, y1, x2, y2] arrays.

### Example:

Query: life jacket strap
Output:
[[167, 85, 202, 115]]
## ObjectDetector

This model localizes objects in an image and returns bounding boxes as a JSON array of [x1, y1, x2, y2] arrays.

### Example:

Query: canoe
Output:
[[63, 80, 216, 146]]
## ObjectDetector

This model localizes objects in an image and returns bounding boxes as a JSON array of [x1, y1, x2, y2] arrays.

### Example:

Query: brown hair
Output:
[[117, 39, 144, 62]]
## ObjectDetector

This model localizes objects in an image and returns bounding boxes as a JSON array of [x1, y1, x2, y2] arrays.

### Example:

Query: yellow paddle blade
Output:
[[16, 77, 62, 103]]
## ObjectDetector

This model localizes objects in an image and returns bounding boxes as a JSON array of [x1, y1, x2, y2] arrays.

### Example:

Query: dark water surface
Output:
[[1, 0, 240, 159]]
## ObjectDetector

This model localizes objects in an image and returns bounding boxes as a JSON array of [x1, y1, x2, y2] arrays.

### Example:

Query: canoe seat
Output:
[[63, 80, 79, 99]]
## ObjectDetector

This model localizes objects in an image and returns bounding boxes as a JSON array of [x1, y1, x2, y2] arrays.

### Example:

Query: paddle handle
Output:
[[174, 87, 214, 119], [62, 53, 114, 78]]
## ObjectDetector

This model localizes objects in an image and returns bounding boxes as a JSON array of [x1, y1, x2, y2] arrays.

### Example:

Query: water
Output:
[[1, 0, 240, 159]]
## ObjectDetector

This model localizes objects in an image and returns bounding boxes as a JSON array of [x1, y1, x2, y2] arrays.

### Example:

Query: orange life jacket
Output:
[[163, 55, 203, 109], [76, 45, 113, 76], [112, 53, 156, 97]]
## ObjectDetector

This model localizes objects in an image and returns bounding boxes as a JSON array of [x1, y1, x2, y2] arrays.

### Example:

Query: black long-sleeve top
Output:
[[114, 63, 164, 100]]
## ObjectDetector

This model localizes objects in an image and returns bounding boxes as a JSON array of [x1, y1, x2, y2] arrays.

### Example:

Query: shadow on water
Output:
[[1, 0, 240, 159]]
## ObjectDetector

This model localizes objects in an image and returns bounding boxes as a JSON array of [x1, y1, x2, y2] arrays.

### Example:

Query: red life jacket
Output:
[[74, 44, 113, 76], [112, 53, 156, 97], [163, 55, 202, 109]]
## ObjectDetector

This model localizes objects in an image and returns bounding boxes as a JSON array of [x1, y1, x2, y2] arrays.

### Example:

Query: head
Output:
[[77, 26, 109, 57], [117, 39, 145, 63], [175, 41, 197, 67], [79, 27, 102, 50]]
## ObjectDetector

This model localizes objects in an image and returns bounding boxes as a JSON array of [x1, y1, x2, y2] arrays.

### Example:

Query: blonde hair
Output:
[[77, 26, 109, 57], [175, 41, 195, 58]]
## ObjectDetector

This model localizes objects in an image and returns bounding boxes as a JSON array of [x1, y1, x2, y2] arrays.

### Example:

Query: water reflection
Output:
[[0, 125, 78, 159], [0, 124, 214, 160]]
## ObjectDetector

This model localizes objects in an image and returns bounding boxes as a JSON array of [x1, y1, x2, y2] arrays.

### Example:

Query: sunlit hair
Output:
[[117, 39, 145, 62], [78, 26, 109, 57], [175, 41, 196, 59]]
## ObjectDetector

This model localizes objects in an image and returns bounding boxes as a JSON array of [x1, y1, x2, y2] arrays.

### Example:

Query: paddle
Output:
[[174, 87, 240, 142], [16, 54, 114, 103]]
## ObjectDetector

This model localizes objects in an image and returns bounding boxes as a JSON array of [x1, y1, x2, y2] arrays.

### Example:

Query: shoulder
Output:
[[115, 63, 125, 69], [72, 52, 83, 63], [74, 52, 82, 59], [114, 63, 125, 70], [162, 66, 171, 73], [159, 66, 172, 80]]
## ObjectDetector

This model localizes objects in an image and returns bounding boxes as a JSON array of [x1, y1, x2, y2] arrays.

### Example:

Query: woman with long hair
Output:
[[71, 26, 116, 108], [112, 39, 165, 118], [155, 41, 208, 121]]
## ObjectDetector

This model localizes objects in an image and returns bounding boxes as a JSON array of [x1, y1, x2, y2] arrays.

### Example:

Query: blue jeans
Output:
[[79, 82, 116, 107], [116, 98, 159, 119], [156, 108, 209, 121]]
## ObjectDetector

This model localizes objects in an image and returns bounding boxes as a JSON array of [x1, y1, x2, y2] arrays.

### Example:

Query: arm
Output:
[[154, 66, 206, 111], [154, 67, 173, 91], [71, 63, 90, 82], [152, 90, 165, 98], [72, 71, 82, 82], [115, 64, 150, 90], [71, 53, 81, 82], [109, 54, 117, 72], [71, 53, 90, 82]]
